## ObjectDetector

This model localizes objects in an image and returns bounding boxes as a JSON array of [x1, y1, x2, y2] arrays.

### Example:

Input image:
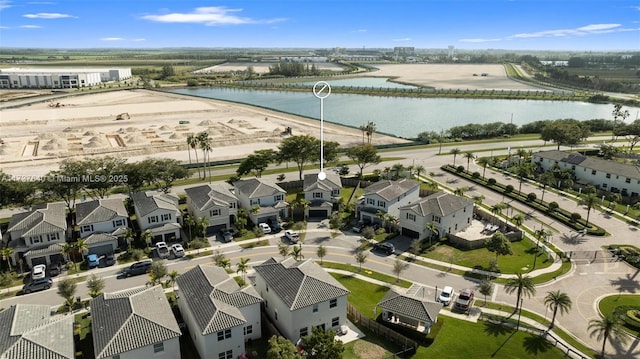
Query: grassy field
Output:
[[598, 294, 640, 337]]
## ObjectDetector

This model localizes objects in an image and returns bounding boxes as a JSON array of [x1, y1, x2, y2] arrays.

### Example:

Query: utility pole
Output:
[[438, 129, 444, 155]]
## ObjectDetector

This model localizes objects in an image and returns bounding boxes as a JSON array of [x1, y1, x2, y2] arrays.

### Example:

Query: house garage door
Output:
[[151, 235, 163, 245], [308, 209, 328, 218], [89, 244, 113, 256], [401, 227, 420, 239], [31, 256, 47, 266]]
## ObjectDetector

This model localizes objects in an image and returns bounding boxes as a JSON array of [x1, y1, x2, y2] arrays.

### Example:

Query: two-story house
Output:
[[233, 178, 287, 225], [176, 264, 262, 359], [132, 191, 181, 245], [184, 184, 238, 236], [532, 150, 640, 198], [91, 285, 181, 359], [7, 202, 67, 269], [303, 172, 342, 219], [356, 179, 420, 225], [377, 285, 443, 334], [0, 304, 75, 359], [76, 198, 129, 252], [399, 191, 475, 240], [253, 257, 350, 343]]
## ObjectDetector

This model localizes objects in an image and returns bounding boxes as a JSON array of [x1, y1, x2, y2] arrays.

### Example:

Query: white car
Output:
[[284, 229, 300, 243], [438, 286, 454, 306], [258, 223, 272, 234], [31, 264, 46, 280], [155, 241, 170, 259], [171, 243, 185, 258]]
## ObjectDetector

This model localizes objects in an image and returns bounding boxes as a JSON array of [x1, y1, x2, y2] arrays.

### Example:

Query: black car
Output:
[[374, 242, 395, 255], [100, 254, 116, 267], [48, 263, 62, 277], [22, 278, 53, 294], [122, 260, 152, 277]]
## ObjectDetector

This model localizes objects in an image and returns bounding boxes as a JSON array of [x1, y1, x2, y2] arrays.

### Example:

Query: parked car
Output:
[[156, 241, 170, 259], [454, 288, 475, 311], [100, 254, 116, 267], [373, 242, 395, 255], [122, 260, 152, 277], [284, 229, 300, 244], [438, 286, 454, 306], [31, 264, 46, 280], [22, 278, 53, 294], [48, 263, 62, 277], [352, 220, 365, 233], [87, 254, 100, 268], [221, 230, 233, 243], [171, 243, 185, 258], [258, 223, 272, 234], [269, 220, 283, 233]]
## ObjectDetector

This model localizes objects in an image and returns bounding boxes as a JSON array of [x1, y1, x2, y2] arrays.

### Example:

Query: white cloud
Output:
[[141, 6, 285, 26], [392, 37, 411, 42], [510, 23, 622, 38], [24, 12, 74, 19], [20, 24, 41, 28], [0, 25, 9, 29], [459, 38, 501, 43], [352, 29, 367, 33], [0, 0, 11, 10], [101, 37, 125, 41], [132, 38, 145, 42]]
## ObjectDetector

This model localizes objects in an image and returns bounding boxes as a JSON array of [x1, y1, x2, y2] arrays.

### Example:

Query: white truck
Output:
[[155, 241, 170, 259], [284, 229, 300, 244]]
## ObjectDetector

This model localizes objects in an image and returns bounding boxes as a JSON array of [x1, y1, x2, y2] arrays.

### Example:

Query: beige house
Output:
[[399, 191, 475, 239], [184, 184, 238, 235], [233, 178, 288, 225], [132, 191, 181, 245], [303, 172, 342, 218]]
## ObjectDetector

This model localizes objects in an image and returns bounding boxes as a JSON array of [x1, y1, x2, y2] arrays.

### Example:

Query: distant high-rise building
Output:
[[448, 45, 455, 58], [394, 47, 416, 56]]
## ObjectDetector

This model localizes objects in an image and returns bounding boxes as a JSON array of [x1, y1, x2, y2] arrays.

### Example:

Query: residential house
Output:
[[184, 184, 238, 236], [132, 191, 181, 245], [233, 178, 288, 225], [532, 150, 640, 198], [0, 304, 75, 359], [7, 202, 67, 269], [92, 285, 181, 359], [398, 191, 475, 239], [176, 265, 262, 359], [84, 233, 119, 257], [253, 257, 350, 343], [303, 172, 342, 218], [76, 198, 129, 248], [356, 179, 420, 224], [377, 285, 443, 334]]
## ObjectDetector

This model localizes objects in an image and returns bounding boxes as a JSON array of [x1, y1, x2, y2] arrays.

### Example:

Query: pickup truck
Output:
[[284, 229, 300, 244], [155, 242, 170, 259]]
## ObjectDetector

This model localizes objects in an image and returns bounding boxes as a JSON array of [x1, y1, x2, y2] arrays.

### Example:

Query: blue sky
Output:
[[0, 0, 638, 50]]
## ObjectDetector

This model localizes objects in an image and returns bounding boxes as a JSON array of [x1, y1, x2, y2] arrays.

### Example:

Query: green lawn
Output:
[[598, 294, 640, 337], [330, 272, 391, 318], [323, 262, 412, 288]]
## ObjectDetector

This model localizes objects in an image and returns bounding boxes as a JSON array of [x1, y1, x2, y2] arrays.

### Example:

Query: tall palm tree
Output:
[[197, 132, 211, 180], [1, 247, 13, 272], [504, 273, 536, 312], [539, 171, 555, 203], [511, 213, 524, 229], [477, 157, 490, 178], [236, 257, 250, 284], [364, 121, 376, 144], [166, 270, 179, 291], [463, 151, 475, 171], [588, 312, 629, 359], [450, 148, 461, 166], [516, 148, 529, 166], [184, 214, 195, 241], [491, 203, 505, 225], [414, 164, 425, 182], [61, 242, 75, 270], [291, 245, 304, 261], [544, 290, 572, 329], [581, 193, 598, 226], [197, 216, 209, 239], [187, 134, 200, 178], [425, 221, 438, 246], [74, 239, 88, 262]]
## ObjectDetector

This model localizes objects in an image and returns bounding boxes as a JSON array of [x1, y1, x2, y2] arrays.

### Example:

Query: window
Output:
[[592, 170, 597, 175], [332, 190, 340, 196], [229, 202, 236, 209], [250, 199, 260, 206], [366, 198, 375, 205], [332, 317, 340, 327], [330, 298, 337, 308], [313, 192, 323, 198], [148, 216, 158, 224], [300, 327, 308, 337], [274, 194, 284, 201], [218, 350, 233, 359], [217, 329, 231, 341], [606, 173, 611, 179], [113, 219, 124, 227], [47, 232, 59, 241], [312, 304, 318, 313], [29, 236, 42, 245], [244, 325, 253, 335], [209, 209, 220, 217], [377, 201, 386, 208], [82, 225, 93, 232], [161, 213, 172, 221], [153, 342, 164, 353], [602, 183, 608, 189], [406, 213, 416, 221], [626, 178, 631, 183], [432, 216, 441, 223]]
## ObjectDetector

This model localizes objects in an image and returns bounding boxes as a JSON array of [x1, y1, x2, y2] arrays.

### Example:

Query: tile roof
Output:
[[7, 203, 66, 237], [91, 286, 181, 359], [76, 199, 128, 225], [303, 172, 342, 192], [534, 150, 640, 180], [399, 191, 474, 217], [85, 233, 118, 246], [254, 257, 350, 311], [364, 179, 419, 201], [24, 243, 65, 257], [234, 178, 285, 199], [184, 184, 237, 211], [0, 304, 74, 359], [377, 286, 443, 323], [176, 265, 262, 335], [131, 191, 180, 217]]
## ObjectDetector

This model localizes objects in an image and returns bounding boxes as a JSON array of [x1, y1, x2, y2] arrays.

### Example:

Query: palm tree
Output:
[[463, 151, 475, 171], [544, 290, 572, 329], [187, 134, 200, 178], [491, 203, 505, 225], [588, 312, 629, 359], [425, 221, 437, 246], [278, 243, 291, 258], [477, 157, 490, 178], [364, 121, 376, 144], [581, 193, 598, 226], [504, 273, 536, 312], [166, 270, 179, 291], [291, 245, 304, 261], [414, 164, 425, 182], [391, 163, 405, 180], [516, 148, 529, 166], [511, 213, 524, 229], [198, 132, 211, 180], [196, 216, 209, 239], [57, 278, 77, 312], [184, 214, 195, 241], [516, 163, 534, 192], [539, 171, 555, 203], [213, 251, 231, 269], [453, 186, 467, 197], [317, 245, 327, 264], [74, 239, 88, 262], [236, 257, 250, 284], [1, 247, 13, 271], [140, 229, 152, 247], [61, 242, 75, 270], [450, 148, 461, 166]]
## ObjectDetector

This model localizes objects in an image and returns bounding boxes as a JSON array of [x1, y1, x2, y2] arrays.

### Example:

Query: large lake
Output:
[[168, 87, 635, 138]]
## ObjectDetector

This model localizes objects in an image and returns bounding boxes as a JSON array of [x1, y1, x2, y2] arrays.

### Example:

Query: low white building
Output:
[[399, 192, 475, 239], [0, 67, 131, 88], [253, 257, 350, 343]]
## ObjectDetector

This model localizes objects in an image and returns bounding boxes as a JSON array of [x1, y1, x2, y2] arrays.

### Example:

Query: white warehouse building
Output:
[[0, 67, 132, 89]]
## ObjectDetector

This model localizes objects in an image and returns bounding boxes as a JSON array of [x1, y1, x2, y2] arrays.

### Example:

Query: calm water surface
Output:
[[168, 87, 634, 138]]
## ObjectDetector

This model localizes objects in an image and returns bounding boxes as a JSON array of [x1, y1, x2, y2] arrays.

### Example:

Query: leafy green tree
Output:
[[485, 232, 513, 262], [544, 290, 572, 329], [504, 273, 536, 312], [148, 158, 188, 193], [614, 119, 640, 151], [588, 312, 629, 359], [478, 279, 494, 305], [354, 249, 368, 271], [57, 278, 77, 311], [237, 149, 275, 178], [166, 270, 179, 291], [40, 159, 86, 223], [87, 274, 105, 298], [277, 135, 321, 180], [316, 245, 327, 264], [0, 272, 14, 294], [409, 239, 422, 260], [540, 119, 590, 150], [322, 141, 340, 166], [346, 144, 381, 178], [611, 103, 630, 141], [392, 258, 407, 283], [267, 335, 301, 359], [278, 243, 291, 258], [303, 326, 344, 359], [83, 156, 126, 199], [148, 261, 168, 286]]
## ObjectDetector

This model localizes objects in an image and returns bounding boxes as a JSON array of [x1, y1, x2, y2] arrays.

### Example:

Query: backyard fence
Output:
[[346, 303, 417, 355]]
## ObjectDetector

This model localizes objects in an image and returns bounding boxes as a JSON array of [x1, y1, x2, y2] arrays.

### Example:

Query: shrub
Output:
[[625, 310, 640, 329], [362, 227, 375, 239], [527, 192, 537, 202], [472, 171, 481, 179], [571, 212, 582, 222], [456, 165, 465, 173], [487, 178, 497, 185], [505, 185, 514, 193], [130, 248, 145, 261], [548, 201, 559, 212]]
